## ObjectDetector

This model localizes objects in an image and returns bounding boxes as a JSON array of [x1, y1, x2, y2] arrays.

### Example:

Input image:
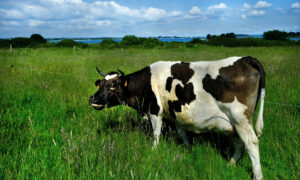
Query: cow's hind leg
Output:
[[228, 137, 244, 166], [176, 125, 191, 150], [231, 114, 262, 180]]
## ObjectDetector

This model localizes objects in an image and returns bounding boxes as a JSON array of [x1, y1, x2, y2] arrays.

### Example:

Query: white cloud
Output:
[[206, 3, 228, 20], [243, 3, 251, 9], [142, 7, 167, 21], [207, 3, 227, 11], [207, 2, 228, 17], [44, 0, 82, 4], [254, 1, 271, 9], [170, 10, 183, 16], [92, 1, 139, 17], [291, 2, 300, 8], [291, 2, 300, 13], [28, 20, 47, 27], [1, 20, 19, 26], [241, 14, 247, 19], [248, 10, 266, 16], [0, 8, 23, 19], [95, 20, 111, 26], [189, 6, 202, 15], [22, 5, 52, 19]]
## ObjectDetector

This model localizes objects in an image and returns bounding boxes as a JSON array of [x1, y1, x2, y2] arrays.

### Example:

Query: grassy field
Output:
[[0, 46, 299, 179]]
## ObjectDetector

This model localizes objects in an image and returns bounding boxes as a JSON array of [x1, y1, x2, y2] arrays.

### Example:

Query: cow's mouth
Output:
[[90, 103, 105, 110]]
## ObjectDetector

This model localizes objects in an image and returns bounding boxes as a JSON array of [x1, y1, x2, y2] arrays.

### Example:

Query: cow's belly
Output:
[[162, 92, 234, 133]]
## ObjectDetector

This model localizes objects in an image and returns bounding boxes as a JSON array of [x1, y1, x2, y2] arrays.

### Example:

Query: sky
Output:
[[0, 0, 300, 38]]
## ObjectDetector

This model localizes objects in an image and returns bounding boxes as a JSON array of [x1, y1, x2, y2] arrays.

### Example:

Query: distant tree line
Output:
[[287, 32, 300, 37], [0, 30, 299, 49], [0, 34, 88, 48], [206, 32, 236, 39]]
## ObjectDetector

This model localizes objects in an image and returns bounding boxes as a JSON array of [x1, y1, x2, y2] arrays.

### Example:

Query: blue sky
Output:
[[0, 0, 300, 38]]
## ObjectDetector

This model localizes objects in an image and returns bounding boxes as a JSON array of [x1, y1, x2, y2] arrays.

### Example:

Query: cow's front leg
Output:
[[148, 114, 162, 149]]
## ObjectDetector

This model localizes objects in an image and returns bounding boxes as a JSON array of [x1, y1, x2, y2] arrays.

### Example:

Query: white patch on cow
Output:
[[105, 74, 118, 80], [217, 97, 248, 122], [168, 79, 184, 100], [150, 61, 180, 114]]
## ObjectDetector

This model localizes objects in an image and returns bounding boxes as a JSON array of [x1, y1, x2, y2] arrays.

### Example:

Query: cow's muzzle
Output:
[[89, 96, 105, 110]]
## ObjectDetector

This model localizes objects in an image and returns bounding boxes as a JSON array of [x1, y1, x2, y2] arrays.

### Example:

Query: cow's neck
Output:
[[122, 66, 152, 114]]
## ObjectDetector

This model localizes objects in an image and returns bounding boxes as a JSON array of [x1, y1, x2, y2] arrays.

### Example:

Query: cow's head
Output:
[[89, 67, 127, 110]]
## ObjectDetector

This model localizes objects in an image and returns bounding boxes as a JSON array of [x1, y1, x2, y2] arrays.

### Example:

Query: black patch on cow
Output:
[[166, 77, 173, 92], [166, 62, 196, 118], [202, 74, 229, 102], [202, 56, 266, 121], [122, 66, 160, 115], [171, 62, 194, 84], [168, 100, 181, 118], [202, 57, 264, 105], [175, 83, 196, 104]]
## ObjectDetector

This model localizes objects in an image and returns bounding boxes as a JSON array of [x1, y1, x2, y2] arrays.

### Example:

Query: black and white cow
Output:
[[89, 56, 266, 180]]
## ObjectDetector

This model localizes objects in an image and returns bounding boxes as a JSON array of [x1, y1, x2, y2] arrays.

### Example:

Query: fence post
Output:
[[73, 45, 75, 55], [10, 44, 12, 52]]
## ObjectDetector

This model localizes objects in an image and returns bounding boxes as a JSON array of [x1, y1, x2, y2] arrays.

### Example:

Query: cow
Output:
[[89, 56, 266, 180]]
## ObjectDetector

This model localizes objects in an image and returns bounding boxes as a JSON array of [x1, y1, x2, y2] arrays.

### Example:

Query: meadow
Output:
[[0, 46, 299, 179]]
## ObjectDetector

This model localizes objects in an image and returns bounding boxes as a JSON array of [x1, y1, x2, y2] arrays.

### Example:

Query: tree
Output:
[[206, 34, 211, 39], [121, 35, 140, 46], [57, 39, 77, 47], [11, 37, 30, 47], [190, 38, 203, 44], [226, 32, 236, 38], [30, 34, 47, 43], [100, 39, 119, 49], [263, 30, 288, 41]]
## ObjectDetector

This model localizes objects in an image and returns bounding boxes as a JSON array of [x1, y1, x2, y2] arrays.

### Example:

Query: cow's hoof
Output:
[[152, 145, 157, 150], [227, 159, 236, 166]]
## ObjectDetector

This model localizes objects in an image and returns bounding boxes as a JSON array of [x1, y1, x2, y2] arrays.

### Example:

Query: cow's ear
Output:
[[95, 79, 101, 87]]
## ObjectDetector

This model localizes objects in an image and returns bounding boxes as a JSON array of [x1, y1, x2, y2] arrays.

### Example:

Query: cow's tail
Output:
[[256, 88, 265, 137], [247, 56, 266, 137], [247, 57, 266, 137]]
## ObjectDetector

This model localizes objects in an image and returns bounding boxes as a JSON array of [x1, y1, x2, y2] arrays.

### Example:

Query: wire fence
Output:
[[1, 64, 299, 108]]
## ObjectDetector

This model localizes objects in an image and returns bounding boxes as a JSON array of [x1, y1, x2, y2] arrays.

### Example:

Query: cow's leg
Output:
[[176, 125, 191, 150], [148, 114, 162, 149], [228, 137, 244, 166], [232, 118, 262, 180]]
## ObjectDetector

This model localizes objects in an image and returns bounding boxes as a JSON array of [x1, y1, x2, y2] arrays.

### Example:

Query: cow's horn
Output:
[[117, 69, 125, 76], [96, 66, 106, 77]]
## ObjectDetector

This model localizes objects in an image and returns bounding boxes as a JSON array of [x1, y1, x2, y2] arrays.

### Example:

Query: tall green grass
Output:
[[0, 46, 299, 179]]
